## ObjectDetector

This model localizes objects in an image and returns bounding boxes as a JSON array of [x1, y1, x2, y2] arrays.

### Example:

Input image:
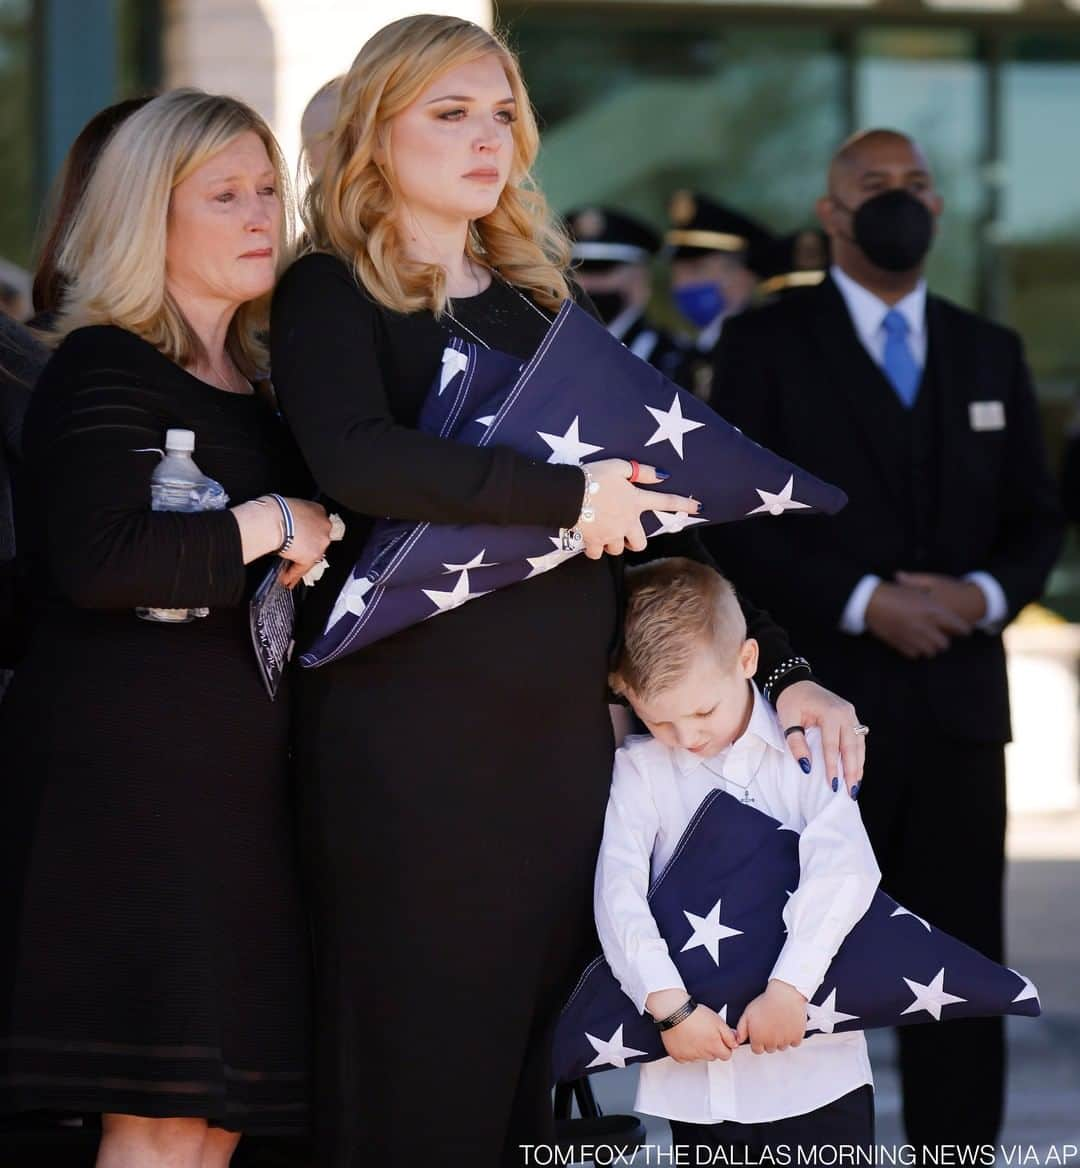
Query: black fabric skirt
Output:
[[0, 607, 310, 1131], [294, 553, 619, 1166]]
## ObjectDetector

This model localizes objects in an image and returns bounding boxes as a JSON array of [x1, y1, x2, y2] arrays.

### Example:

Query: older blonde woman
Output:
[[271, 15, 865, 1167], [0, 90, 330, 1166]]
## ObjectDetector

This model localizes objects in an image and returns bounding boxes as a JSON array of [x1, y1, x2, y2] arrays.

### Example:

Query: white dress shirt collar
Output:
[[830, 264, 927, 365], [673, 683, 785, 777]]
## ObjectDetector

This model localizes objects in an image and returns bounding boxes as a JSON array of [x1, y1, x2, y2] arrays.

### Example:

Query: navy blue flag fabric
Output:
[[551, 789, 1041, 1084], [300, 300, 848, 667]]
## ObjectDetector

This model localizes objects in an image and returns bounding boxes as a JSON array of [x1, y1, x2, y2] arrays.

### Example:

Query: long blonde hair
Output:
[[50, 88, 293, 377], [304, 14, 571, 315]]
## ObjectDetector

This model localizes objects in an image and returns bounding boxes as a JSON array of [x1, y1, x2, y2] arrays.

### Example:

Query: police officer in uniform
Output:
[[565, 206, 686, 383], [665, 191, 775, 401], [755, 229, 830, 305]]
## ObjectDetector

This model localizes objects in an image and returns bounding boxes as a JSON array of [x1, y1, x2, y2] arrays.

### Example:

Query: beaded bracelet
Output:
[[558, 465, 600, 552], [579, 465, 600, 523], [762, 655, 812, 705]]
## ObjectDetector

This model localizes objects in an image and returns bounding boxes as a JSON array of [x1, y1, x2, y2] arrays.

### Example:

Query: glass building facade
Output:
[[0, 0, 160, 270]]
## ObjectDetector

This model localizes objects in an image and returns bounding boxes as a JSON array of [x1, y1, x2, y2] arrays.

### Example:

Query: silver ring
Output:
[[853, 724, 870, 737]]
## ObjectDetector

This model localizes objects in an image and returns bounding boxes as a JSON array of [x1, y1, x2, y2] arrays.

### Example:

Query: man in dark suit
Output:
[[704, 129, 1064, 1152]]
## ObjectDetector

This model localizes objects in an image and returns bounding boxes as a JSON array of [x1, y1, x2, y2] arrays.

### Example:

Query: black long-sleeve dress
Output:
[[270, 254, 808, 1168], [0, 314, 46, 681], [0, 325, 310, 1130]]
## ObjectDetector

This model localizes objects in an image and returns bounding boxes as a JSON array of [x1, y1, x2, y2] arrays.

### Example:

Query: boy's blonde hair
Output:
[[47, 89, 292, 377], [302, 13, 573, 316], [611, 558, 747, 702]]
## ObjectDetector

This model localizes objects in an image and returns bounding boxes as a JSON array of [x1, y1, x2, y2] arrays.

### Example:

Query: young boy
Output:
[[596, 557, 881, 1159]]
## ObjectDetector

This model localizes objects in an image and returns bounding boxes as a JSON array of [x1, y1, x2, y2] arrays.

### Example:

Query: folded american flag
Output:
[[551, 788, 1041, 1083], [300, 301, 848, 667]]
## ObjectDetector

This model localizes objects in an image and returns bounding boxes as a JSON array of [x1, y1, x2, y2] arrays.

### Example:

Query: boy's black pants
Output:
[[669, 1083, 875, 1161]]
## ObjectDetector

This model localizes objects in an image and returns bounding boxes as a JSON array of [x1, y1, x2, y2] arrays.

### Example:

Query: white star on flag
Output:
[[746, 475, 812, 517], [422, 569, 486, 614], [344, 577, 374, 614], [442, 550, 497, 573], [891, 906, 932, 933], [585, 1024, 648, 1070], [438, 347, 470, 395], [650, 509, 707, 535], [900, 968, 967, 1021], [525, 537, 579, 578], [474, 415, 495, 428], [644, 394, 706, 459], [805, 989, 859, 1035], [537, 416, 605, 465], [1009, 970, 1040, 1006], [680, 896, 744, 965], [326, 576, 374, 630]]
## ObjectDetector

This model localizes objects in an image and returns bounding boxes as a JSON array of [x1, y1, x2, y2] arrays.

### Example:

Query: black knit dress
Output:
[[0, 326, 310, 1131], [270, 255, 807, 1167]]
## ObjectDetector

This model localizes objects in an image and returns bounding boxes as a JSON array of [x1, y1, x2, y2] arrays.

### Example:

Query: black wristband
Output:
[[656, 996, 698, 1031], [762, 656, 813, 705]]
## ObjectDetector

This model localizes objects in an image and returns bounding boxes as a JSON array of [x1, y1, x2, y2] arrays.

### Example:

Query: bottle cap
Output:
[[164, 429, 195, 453]]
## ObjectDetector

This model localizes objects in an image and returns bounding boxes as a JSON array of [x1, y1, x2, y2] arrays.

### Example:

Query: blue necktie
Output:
[[881, 309, 920, 408]]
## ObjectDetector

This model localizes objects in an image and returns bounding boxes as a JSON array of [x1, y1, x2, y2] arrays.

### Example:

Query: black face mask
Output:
[[838, 189, 935, 273], [587, 290, 629, 326]]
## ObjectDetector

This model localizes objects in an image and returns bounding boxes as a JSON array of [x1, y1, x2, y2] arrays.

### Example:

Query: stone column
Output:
[[164, 0, 493, 178]]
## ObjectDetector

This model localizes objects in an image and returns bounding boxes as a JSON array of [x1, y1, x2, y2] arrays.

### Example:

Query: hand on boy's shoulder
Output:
[[776, 719, 825, 773]]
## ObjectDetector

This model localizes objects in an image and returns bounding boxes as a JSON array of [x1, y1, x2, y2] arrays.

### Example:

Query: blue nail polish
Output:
[[798, 757, 812, 775], [832, 777, 839, 793], [655, 469, 671, 481], [851, 782, 861, 800]]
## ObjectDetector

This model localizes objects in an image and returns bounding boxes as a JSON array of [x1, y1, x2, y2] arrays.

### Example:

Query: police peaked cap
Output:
[[665, 190, 775, 275], [564, 206, 662, 270], [757, 229, 830, 297]]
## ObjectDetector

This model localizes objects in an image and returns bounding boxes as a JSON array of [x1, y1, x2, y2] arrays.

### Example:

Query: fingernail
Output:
[[831, 777, 839, 793], [798, 757, 811, 775], [850, 782, 861, 800], [655, 468, 671, 481]]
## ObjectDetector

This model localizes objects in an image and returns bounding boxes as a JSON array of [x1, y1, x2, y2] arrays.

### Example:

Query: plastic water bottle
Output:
[[136, 429, 229, 624]]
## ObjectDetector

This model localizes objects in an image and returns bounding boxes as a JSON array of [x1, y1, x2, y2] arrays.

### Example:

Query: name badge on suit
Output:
[[970, 400, 1006, 431]]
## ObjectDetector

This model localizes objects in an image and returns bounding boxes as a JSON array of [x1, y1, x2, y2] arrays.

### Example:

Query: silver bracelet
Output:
[[762, 655, 812, 704], [558, 466, 601, 552], [256, 493, 295, 554], [579, 464, 600, 524]]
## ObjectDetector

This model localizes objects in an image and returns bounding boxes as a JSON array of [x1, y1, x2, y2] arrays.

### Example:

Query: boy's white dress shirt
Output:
[[594, 684, 881, 1124]]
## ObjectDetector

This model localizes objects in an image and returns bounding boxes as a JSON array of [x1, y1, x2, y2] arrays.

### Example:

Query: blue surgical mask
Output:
[[673, 282, 727, 330]]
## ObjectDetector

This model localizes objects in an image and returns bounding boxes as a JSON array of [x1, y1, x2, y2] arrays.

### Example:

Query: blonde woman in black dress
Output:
[[0, 90, 331, 1166], [271, 16, 867, 1166]]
